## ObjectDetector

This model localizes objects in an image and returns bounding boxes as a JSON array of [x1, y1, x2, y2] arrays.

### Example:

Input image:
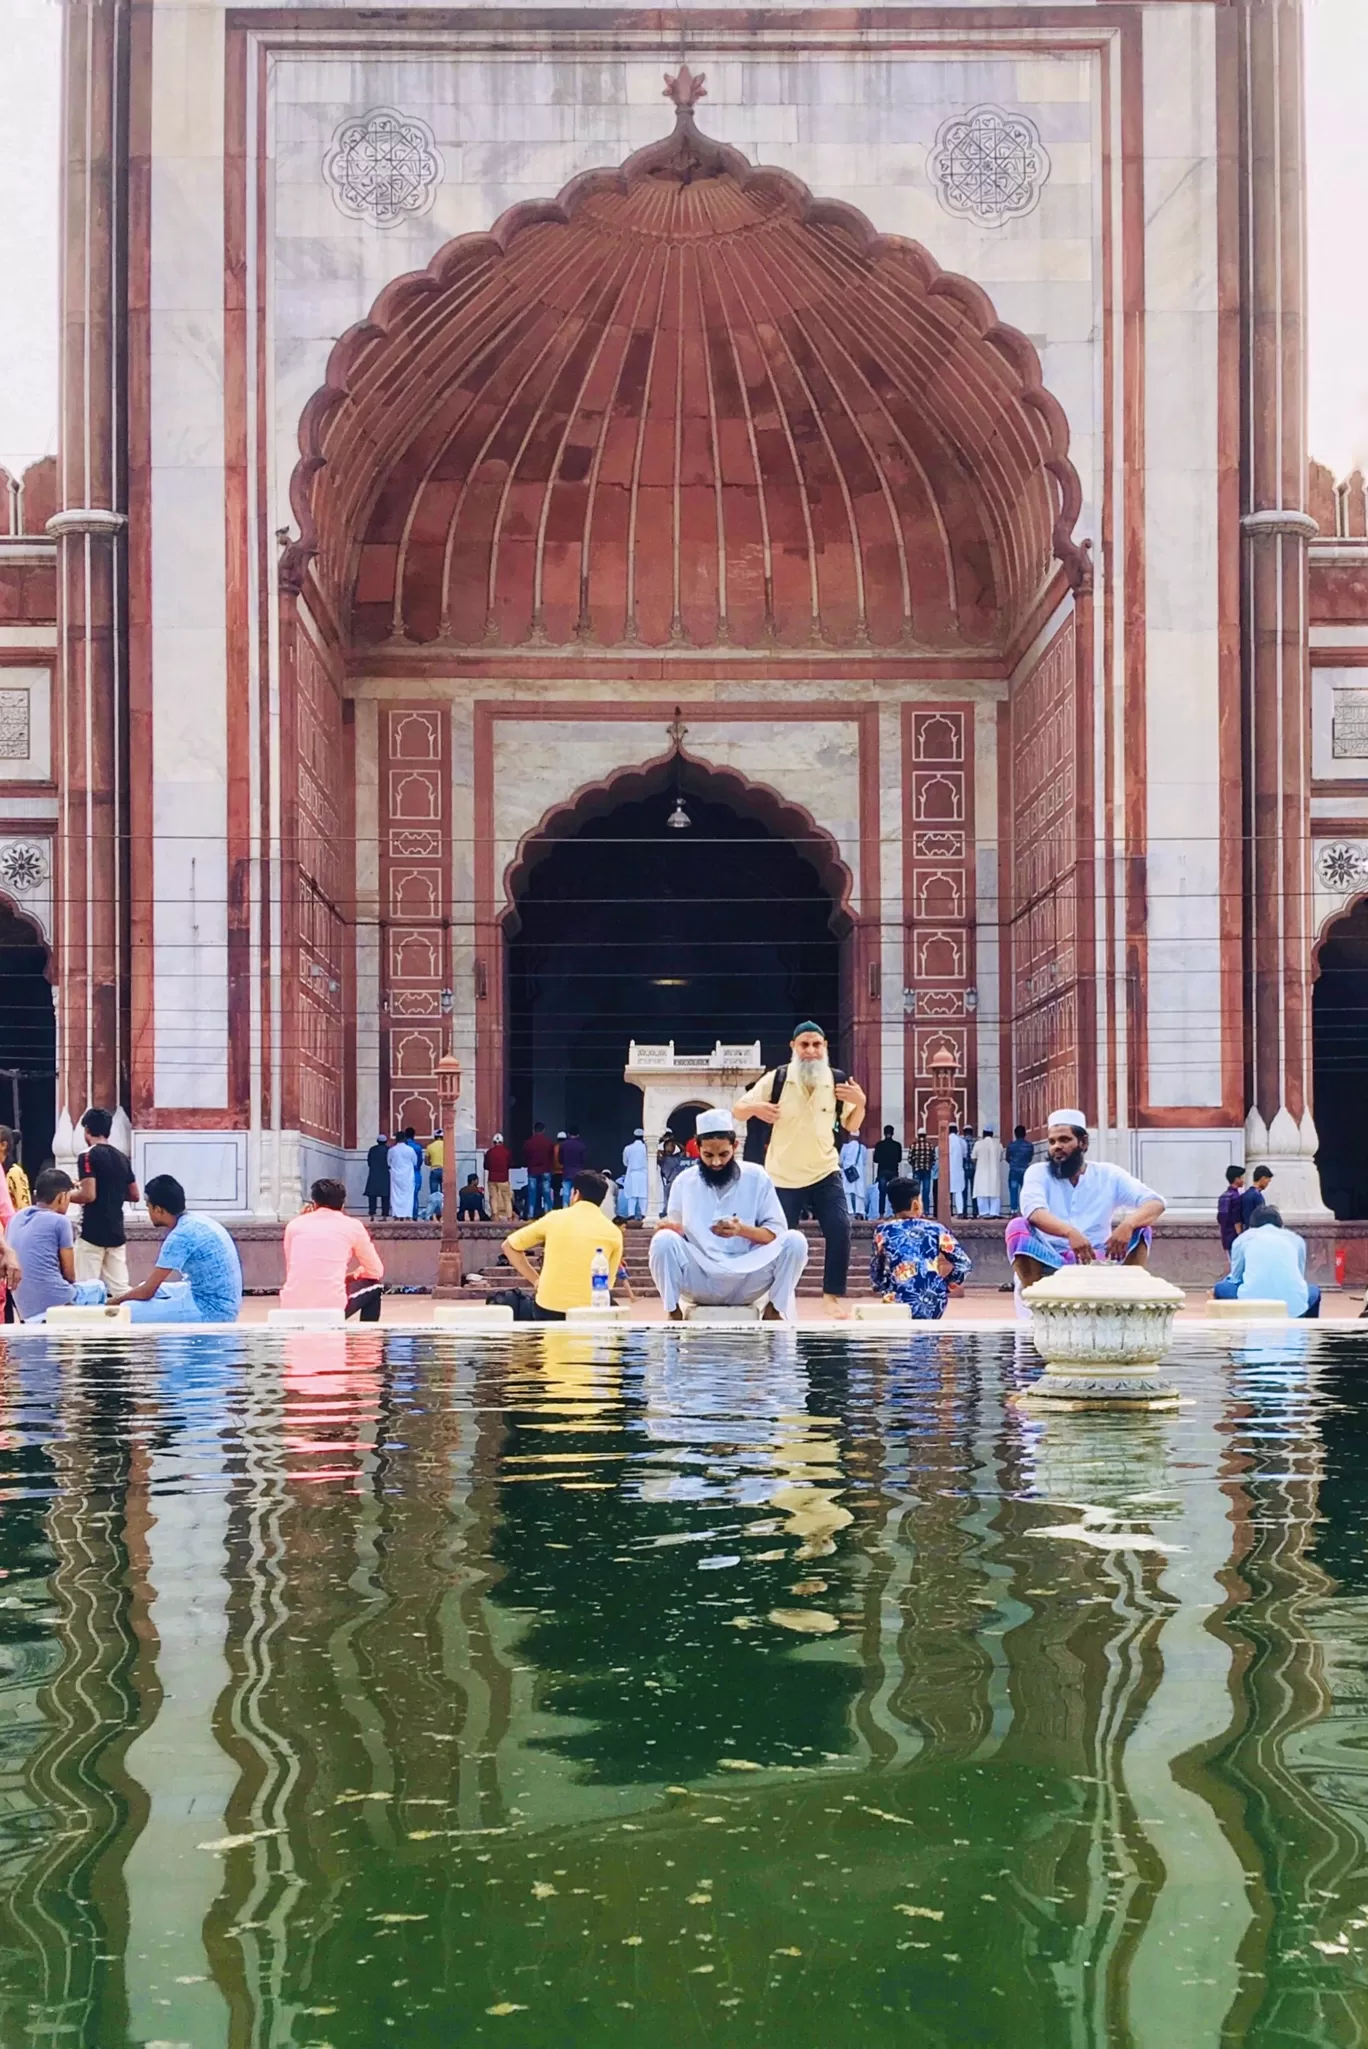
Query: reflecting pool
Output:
[[0, 1324, 1366, 2045]]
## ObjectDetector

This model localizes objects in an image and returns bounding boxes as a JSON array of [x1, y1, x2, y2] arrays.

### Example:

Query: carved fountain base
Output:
[[1019, 1263, 1185, 1410]]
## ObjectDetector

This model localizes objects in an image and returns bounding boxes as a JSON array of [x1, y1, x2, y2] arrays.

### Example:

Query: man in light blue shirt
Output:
[[648, 1109, 809, 1321], [1213, 1206, 1319, 1318], [110, 1173, 244, 1324]]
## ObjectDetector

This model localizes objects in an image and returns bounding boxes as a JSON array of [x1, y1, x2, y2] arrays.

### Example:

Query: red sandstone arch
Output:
[[501, 747, 856, 936], [287, 93, 1087, 654]]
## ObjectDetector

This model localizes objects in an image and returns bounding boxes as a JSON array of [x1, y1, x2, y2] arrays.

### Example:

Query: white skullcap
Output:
[[492, 1132, 504, 1143], [557, 1131, 567, 1140], [634, 1127, 645, 1137], [1047, 1108, 1087, 1132], [695, 1108, 737, 1138]]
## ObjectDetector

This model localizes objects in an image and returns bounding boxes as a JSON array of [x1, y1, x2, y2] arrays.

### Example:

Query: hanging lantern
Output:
[[666, 794, 691, 831]]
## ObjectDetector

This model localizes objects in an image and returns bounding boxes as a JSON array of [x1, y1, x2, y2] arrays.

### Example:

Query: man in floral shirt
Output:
[[869, 1177, 972, 1319]]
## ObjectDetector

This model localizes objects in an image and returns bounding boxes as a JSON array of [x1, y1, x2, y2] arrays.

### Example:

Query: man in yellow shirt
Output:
[[499, 1169, 625, 1320], [733, 1022, 867, 1317], [424, 1134, 444, 1216]]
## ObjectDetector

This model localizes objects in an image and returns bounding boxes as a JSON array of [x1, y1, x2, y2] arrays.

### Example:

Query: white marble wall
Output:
[[1141, 3, 1224, 1110], [149, 1, 230, 1107]]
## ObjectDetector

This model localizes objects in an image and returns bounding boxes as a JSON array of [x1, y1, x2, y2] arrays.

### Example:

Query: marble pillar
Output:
[[1239, 0, 1327, 1217], [49, 0, 130, 1129]]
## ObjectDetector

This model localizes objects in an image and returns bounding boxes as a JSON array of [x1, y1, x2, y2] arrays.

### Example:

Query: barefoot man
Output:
[[647, 1109, 809, 1322], [1006, 1111, 1165, 1301], [733, 1023, 866, 1317]]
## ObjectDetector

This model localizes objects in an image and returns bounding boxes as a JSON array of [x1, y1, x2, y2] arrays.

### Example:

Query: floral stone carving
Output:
[[930, 105, 1051, 228], [324, 109, 442, 228], [1316, 842, 1368, 894], [0, 841, 49, 894]]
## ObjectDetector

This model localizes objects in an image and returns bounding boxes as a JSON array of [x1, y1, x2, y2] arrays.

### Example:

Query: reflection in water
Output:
[[2, 1326, 1368, 2041]]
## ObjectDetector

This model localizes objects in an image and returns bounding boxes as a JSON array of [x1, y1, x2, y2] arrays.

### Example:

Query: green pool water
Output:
[[0, 1323, 1365, 2046]]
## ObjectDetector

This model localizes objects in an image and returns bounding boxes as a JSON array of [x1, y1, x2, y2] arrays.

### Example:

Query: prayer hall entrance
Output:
[[0, 898, 56, 1175], [505, 770, 843, 1161], [1313, 899, 1368, 1218], [284, 67, 1088, 1173]]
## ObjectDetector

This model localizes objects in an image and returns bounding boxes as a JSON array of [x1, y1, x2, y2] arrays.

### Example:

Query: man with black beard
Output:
[[732, 1022, 867, 1317], [648, 1109, 809, 1322], [1005, 1109, 1165, 1294]]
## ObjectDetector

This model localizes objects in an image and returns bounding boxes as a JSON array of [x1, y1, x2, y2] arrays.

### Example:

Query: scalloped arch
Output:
[[500, 749, 856, 940], [287, 104, 1088, 654]]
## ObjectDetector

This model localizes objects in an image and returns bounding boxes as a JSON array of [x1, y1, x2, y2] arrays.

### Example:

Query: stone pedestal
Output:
[[1021, 1264, 1185, 1409]]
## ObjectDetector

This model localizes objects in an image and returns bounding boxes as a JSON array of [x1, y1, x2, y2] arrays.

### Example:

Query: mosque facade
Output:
[[1, 0, 1367, 1219]]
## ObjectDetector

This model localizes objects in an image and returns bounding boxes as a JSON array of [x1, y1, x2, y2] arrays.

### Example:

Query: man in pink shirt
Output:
[[280, 1179, 385, 1320]]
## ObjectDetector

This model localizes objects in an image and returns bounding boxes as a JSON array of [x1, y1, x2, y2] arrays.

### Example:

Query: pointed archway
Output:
[[0, 896, 56, 1174], [1313, 897, 1368, 1217], [504, 761, 846, 1155]]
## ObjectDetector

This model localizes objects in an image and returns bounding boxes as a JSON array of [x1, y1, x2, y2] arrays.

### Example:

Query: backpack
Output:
[[743, 1063, 850, 1164]]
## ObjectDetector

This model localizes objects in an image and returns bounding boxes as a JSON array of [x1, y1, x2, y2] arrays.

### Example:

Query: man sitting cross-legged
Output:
[[1005, 1109, 1165, 1309], [648, 1109, 809, 1323]]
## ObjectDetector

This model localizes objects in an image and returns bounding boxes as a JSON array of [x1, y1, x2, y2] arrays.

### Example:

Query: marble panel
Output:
[[0, 666, 50, 781], [150, 474, 230, 639], [148, 5, 225, 161], [1142, 2, 1221, 1112], [135, 1134, 247, 1211], [1312, 668, 1368, 780], [1134, 1131, 1242, 1212], [148, 158, 225, 315], [148, 313, 227, 468]]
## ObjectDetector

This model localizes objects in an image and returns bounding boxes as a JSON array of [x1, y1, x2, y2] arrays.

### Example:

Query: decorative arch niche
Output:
[[286, 77, 1087, 656]]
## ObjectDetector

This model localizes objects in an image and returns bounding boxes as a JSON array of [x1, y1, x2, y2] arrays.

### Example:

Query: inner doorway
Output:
[[0, 899, 56, 1175], [506, 783, 842, 1162], [1313, 899, 1368, 1217]]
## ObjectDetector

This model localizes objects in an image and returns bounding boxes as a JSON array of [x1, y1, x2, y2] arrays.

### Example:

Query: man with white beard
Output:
[[648, 1110, 809, 1321], [732, 1022, 867, 1317]]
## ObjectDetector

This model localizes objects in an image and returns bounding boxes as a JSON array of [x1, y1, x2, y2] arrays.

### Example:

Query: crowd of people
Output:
[[0, 1036, 1335, 1328]]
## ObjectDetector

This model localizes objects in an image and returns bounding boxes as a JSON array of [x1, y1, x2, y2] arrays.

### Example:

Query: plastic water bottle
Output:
[[590, 1246, 611, 1310]]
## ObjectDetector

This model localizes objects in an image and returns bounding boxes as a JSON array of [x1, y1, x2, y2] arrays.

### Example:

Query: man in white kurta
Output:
[[972, 1127, 1004, 1217], [621, 1130, 649, 1221], [1006, 1109, 1165, 1287], [648, 1110, 809, 1321], [947, 1125, 968, 1215]]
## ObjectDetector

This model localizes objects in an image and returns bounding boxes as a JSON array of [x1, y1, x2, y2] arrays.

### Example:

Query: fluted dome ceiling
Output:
[[292, 82, 1086, 653]]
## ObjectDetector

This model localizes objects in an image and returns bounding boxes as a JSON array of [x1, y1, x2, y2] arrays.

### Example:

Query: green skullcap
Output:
[[791, 1021, 826, 1040]]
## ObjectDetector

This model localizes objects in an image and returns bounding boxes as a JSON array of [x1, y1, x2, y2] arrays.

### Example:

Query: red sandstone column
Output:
[[1239, 0, 1326, 1216], [49, 0, 130, 1136]]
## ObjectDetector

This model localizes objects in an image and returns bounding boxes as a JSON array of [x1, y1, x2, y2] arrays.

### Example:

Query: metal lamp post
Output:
[[436, 1053, 463, 1295], [928, 1046, 957, 1224]]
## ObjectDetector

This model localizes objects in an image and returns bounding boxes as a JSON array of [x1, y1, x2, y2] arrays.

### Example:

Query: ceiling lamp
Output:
[[666, 795, 691, 831]]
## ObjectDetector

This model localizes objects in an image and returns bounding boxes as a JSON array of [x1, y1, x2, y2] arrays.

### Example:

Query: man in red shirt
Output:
[[522, 1124, 555, 1219], [485, 1132, 513, 1221]]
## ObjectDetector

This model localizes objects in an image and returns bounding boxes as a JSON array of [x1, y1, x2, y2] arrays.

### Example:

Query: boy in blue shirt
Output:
[[110, 1174, 243, 1324]]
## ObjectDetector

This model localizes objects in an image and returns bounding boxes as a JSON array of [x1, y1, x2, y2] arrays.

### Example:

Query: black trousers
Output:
[[367, 1192, 389, 1219], [345, 1279, 383, 1322], [485, 1288, 566, 1322], [777, 1172, 850, 1296]]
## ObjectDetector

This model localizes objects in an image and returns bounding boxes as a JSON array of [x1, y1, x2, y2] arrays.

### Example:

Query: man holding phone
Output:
[[647, 1109, 809, 1322]]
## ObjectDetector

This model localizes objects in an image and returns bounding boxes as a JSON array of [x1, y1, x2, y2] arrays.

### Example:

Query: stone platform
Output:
[[117, 1215, 1368, 1298]]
